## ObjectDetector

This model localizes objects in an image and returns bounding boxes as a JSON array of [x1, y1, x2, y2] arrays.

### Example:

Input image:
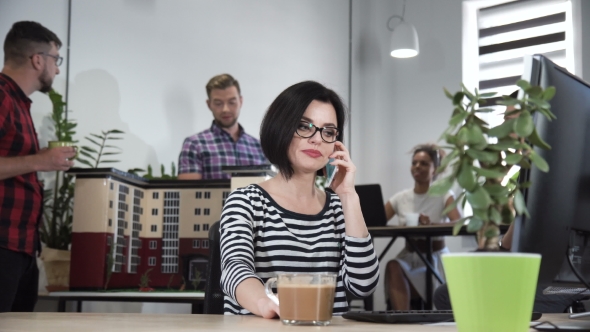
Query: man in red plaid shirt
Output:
[[0, 21, 76, 312]]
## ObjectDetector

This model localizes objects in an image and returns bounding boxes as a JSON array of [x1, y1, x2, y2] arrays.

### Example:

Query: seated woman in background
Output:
[[219, 81, 379, 318], [384, 144, 461, 310]]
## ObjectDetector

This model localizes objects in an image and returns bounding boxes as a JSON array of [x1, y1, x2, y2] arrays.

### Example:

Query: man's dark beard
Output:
[[39, 69, 53, 93]]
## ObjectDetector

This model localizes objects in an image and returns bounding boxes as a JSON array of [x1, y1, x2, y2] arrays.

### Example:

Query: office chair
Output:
[[203, 220, 224, 314]]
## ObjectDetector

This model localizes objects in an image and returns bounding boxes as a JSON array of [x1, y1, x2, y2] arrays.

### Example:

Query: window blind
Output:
[[477, 0, 571, 98]]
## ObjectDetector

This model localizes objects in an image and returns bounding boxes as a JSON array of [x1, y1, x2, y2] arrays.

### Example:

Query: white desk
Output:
[[0, 312, 574, 332]]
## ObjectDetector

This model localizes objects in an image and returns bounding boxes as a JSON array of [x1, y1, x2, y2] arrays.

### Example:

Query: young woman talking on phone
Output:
[[219, 81, 379, 317], [383, 144, 461, 311]]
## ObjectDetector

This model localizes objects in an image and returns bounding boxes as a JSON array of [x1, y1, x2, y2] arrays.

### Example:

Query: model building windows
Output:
[[203, 223, 209, 231], [222, 191, 230, 206], [148, 257, 156, 266], [108, 219, 112, 227], [195, 191, 202, 199], [194, 208, 201, 216], [107, 236, 112, 246], [152, 208, 158, 216], [204, 208, 210, 216], [203, 240, 209, 249], [109, 200, 113, 208], [192, 240, 200, 248], [204, 192, 211, 199], [193, 224, 200, 232], [110, 182, 114, 190], [149, 240, 157, 249], [153, 192, 159, 199], [151, 225, 157, 232]]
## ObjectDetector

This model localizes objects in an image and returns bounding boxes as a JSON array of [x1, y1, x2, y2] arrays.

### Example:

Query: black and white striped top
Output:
[[219, 184, 379, 315]]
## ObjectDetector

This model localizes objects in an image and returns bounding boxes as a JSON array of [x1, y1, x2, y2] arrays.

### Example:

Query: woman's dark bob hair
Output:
[[260, 81, 347, 180]]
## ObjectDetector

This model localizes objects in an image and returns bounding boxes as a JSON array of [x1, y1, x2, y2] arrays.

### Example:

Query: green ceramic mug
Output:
[[48, 141, 79, 160]]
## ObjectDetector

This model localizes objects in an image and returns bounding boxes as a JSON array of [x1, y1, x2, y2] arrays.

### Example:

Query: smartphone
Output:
[[325, 158, 338, 188]]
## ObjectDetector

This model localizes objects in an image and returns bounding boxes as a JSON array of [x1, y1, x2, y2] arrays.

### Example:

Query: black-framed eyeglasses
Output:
[[295, 121, 340, 143], [31, 52, 63, 67]]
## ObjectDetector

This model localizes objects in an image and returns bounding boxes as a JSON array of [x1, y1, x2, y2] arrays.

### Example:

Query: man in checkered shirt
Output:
[[0, 21, 76, 312], [178, 74, 267, 180]]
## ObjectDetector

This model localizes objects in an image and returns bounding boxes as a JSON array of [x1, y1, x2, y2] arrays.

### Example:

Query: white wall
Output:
[[351, 0, 469, 310], [67, 0, 350, 174], [1, 0, 350, 174]]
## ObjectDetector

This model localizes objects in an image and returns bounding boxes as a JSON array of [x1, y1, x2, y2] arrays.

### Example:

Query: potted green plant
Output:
[[40, 89, 125, 291], [428, 80, 555, 332], [39, 89, 77, 291]]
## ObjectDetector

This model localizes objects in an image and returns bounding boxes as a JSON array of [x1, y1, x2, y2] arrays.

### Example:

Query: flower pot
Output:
[[442, 253, 541, 332], [40, 247, 71, 292]]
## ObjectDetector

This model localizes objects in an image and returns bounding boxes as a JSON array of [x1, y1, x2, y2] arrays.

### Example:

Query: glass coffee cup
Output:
[[265, 272, 337, 326], [48, 141, 79, 160]]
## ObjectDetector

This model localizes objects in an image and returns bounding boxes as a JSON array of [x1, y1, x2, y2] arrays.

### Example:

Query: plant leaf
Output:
[[452, 218, 467, 235], [444, 88, 453, 99], [526, 86, 543, 98], [489, 208, 502, 225], [76, 158, 94, 168], [516, 79, 530, 90], [466, 149, 499, 164], [85, 137, 101, 146], [79, 151, 97, 160], [529, 151, 550, 172], [80, 146, 98, 153], [473, 166, 505, 179], [514, 189, 529, 217], [443, 192, 464, 216], [453, 92, 465, 105], [449, 111, 468, 127], [466, 216, 484, 233], [457, 160, 477, 192], [483, 183, 508, 197], [528, 127, 551, 150], [466, 186, 493, 209], [505, 152, 523, 165], [514, 110, 534, 137], [543, 86, 556, 101], [437, 149, 459, 173], [488, 118, 516, 138], [428, 176, 454, 196]]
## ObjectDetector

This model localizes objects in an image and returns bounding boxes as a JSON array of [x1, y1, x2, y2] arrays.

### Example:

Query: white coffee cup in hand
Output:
[[405, 213, 419, 226]]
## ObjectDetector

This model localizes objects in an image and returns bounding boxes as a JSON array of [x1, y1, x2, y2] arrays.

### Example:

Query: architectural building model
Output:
[[68, 167, 273, 291]]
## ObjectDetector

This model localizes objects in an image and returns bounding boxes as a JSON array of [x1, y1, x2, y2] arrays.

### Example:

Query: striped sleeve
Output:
[[341, 234, 379, 298], [219, 188, 261, 305]]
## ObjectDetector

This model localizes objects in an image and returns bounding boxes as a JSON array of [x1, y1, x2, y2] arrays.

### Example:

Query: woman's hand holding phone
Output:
[[327, 141, 356, 195]]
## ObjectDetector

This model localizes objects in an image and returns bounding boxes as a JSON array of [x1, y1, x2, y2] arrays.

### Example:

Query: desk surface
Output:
[[0, 313, 572, 332]]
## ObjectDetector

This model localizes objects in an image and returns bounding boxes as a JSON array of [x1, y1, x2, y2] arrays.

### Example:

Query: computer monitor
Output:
[[513, 54, 590, 291]]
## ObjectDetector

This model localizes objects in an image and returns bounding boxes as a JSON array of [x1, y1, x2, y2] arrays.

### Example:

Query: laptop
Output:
[[355, 184, 388, 227]]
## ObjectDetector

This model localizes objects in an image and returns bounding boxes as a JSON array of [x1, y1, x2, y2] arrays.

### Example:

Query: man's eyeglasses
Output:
[[31, 52, 63, 67], [295, 121, 340, 143]]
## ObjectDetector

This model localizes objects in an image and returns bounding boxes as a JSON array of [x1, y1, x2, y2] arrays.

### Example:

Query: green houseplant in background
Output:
[[40, 89, 125, 291], [39, 89, 77, 291], [428, 80, 555, 332], [429, 80, 555, 249]]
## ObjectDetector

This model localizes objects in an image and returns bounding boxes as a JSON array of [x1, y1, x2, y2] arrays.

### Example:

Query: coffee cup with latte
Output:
[[265, 272, 337, 326]]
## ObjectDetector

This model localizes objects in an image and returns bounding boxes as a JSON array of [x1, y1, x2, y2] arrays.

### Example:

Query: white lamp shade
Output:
[[390, 21, 419, 58]]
